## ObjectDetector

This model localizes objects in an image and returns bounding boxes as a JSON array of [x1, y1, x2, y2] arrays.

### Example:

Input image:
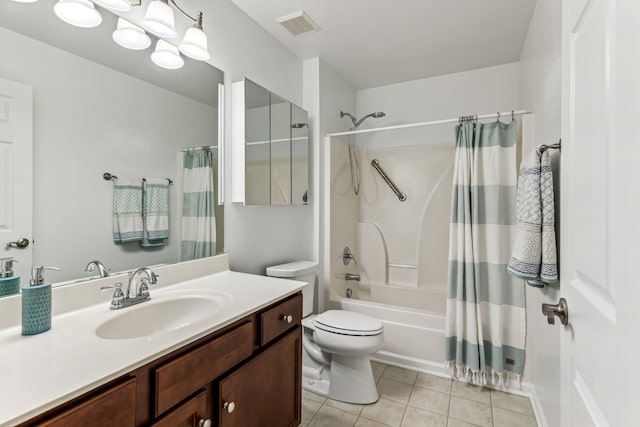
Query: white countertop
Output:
[[0, 258, 306, 426]]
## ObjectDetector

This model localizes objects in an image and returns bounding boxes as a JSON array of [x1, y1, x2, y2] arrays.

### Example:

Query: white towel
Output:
[[507, 146, 558, 286], [142, 177, 169, 247], [113, 176, 143, 243]]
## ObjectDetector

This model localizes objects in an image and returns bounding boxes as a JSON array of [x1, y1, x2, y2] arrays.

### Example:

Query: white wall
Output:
[[0, 27, 216, 282], [356, 62, 522, 149], [519, 0, 562, 425], [303, 59, 358, 312], [196, 1, 310, 275]]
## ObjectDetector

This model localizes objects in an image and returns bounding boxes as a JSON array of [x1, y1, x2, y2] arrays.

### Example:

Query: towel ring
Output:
[[103, 172, 117, 181]]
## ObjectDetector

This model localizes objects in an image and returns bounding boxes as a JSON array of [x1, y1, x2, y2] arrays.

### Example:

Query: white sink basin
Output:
[[96, 292, 230, 340]]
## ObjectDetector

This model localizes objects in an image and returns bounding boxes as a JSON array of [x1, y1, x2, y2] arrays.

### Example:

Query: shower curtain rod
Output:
[[326, 109, 532, 138]]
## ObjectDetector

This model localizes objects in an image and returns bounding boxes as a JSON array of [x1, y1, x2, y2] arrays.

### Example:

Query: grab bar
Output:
[[371, 159, 407, 202]]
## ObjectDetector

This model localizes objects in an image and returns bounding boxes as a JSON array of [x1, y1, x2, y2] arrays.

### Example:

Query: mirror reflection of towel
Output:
[[113, 177, 143, 243], [142, 178, 169, 247]]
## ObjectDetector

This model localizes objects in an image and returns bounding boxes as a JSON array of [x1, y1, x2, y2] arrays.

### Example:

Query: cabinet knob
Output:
[[283, 314, 293, 323], [223, 401, 236, 413], [198, 419, 212, 427]]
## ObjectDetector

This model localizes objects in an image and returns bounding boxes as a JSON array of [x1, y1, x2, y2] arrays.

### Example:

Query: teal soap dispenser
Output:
[[0, 258, 20, 297], [22, 265, 60, 336]]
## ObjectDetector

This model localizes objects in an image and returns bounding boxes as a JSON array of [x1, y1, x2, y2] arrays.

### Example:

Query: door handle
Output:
[[6, 238, 30, 249], [541, 298, 568, 325]]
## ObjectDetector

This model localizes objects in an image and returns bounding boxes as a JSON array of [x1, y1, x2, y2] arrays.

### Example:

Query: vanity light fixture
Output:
[[151, 39, 184, 69], [142, 0, 210, 61], [141, 0, 177, 38], [53, 0, 103, 28], [178, 12, 209, 61], [8, 0, 39, 4], [112, 18, 151, 50]]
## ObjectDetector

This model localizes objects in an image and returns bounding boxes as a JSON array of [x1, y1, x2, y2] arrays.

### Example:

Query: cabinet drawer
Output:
[[155, 322, 253, 416], [260, 293, 302, 346], [39, 377, 136, 427], [151, 389, 209, 427]]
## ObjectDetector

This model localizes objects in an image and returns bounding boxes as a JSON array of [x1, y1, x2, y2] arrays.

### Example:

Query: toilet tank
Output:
[[266, 261, 318, 317]]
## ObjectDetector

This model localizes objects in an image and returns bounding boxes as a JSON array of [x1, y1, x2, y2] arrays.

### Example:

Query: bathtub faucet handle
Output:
[[345, 273, 360, 282], [343, 247, 358, 266]]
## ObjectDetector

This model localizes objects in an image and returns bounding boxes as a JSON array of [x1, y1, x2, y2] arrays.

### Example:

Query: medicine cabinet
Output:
[[231, 79, 309, 206]]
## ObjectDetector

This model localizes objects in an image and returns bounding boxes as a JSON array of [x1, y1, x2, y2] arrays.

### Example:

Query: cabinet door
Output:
[[151, 389, 210, 427], [219, 327, 301, 427]]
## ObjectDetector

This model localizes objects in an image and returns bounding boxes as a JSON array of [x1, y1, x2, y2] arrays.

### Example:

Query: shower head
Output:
[[341, 110, 386, 129]]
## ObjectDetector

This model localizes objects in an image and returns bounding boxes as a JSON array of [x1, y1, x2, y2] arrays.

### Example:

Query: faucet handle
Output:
[[137, 277, 157, 298], [100, 283, 124, 309]]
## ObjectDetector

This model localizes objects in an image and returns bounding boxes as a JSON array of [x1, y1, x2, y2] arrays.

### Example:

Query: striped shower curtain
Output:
[[445, 120, 526, 386], [181, 150, 216, 261]]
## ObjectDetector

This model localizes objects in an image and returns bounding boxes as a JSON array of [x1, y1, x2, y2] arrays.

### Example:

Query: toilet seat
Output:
[[313, 310, 383, 337]]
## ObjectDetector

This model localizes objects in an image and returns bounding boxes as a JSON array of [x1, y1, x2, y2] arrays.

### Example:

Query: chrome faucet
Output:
[[85, 260, 109, 278], [126, 267, 159, 299], [100, 267, 159, 310], [345, 273, 360, 281]]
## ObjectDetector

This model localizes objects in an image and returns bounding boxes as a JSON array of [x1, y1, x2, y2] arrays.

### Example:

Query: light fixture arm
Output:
[[166, 0, 202, 26]]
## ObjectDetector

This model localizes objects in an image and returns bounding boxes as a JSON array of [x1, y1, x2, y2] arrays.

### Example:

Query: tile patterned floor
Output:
[[301, 362, 538, 427]]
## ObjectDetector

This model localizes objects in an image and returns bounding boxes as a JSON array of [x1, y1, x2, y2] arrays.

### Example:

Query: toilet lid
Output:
[[313, 310, 383, 336]]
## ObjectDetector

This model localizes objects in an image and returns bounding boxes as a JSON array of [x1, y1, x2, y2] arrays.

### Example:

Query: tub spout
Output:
[[345, 273, 360, 281]]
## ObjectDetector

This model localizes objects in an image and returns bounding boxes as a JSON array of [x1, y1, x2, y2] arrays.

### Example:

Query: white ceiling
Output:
[[230, 0, 537, 90]]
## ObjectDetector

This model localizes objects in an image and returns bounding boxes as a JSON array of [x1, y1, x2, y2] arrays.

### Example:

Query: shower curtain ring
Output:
[[496, 112, 500, 122], [511, 110, 515, 121]]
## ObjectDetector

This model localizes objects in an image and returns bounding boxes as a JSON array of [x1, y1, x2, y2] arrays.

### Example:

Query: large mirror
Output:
[[239, 79, 308, 206], [0, 0, 224, 289]]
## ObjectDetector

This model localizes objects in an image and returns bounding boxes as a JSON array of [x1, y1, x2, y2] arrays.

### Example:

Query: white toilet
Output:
[[266, 261, 384, 404]]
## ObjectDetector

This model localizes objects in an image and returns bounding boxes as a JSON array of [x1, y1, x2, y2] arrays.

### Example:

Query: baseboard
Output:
[[529, 384, 549, 427], [372, 350, 546, 425]]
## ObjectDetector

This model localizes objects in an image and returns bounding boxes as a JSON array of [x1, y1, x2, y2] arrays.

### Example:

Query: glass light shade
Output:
[[112, 18, 151, 50], [53, 0, 102, 28], [151, 40, 184, 70], [141, 0, 177, 38], [9, 0, 39, 3], [93, 0, 131, 12], [179, 26, 210, 61]]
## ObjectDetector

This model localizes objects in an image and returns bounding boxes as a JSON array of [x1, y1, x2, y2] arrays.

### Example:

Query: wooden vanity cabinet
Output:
[[17, 292, 302, 427]]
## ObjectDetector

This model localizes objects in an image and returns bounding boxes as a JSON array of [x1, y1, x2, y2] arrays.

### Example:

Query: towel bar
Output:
[[103, 172, 173, 185]]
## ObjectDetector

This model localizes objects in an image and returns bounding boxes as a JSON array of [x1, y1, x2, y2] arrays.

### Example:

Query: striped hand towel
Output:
[[142, 178, 170, 247], [113, 176, 143, 243], [507, 146, 558, 286]]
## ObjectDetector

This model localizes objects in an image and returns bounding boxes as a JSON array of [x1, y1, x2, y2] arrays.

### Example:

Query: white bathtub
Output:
[[330, 284, 447, 374]]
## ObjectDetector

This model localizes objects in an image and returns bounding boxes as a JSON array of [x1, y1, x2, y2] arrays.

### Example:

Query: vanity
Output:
[[0, 255, 304, 427]]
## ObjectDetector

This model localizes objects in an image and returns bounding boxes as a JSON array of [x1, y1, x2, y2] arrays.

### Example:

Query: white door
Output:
[[561, 0, 640, 425], [0, 77, 33, 282]]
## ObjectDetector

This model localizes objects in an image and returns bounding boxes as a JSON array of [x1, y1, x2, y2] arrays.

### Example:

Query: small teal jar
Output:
[[21, 266, 59, 336], [22, 282, 51, 335]]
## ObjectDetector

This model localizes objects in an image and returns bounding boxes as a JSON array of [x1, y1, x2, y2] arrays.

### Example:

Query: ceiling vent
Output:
[[275, 10, 320, 36]]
